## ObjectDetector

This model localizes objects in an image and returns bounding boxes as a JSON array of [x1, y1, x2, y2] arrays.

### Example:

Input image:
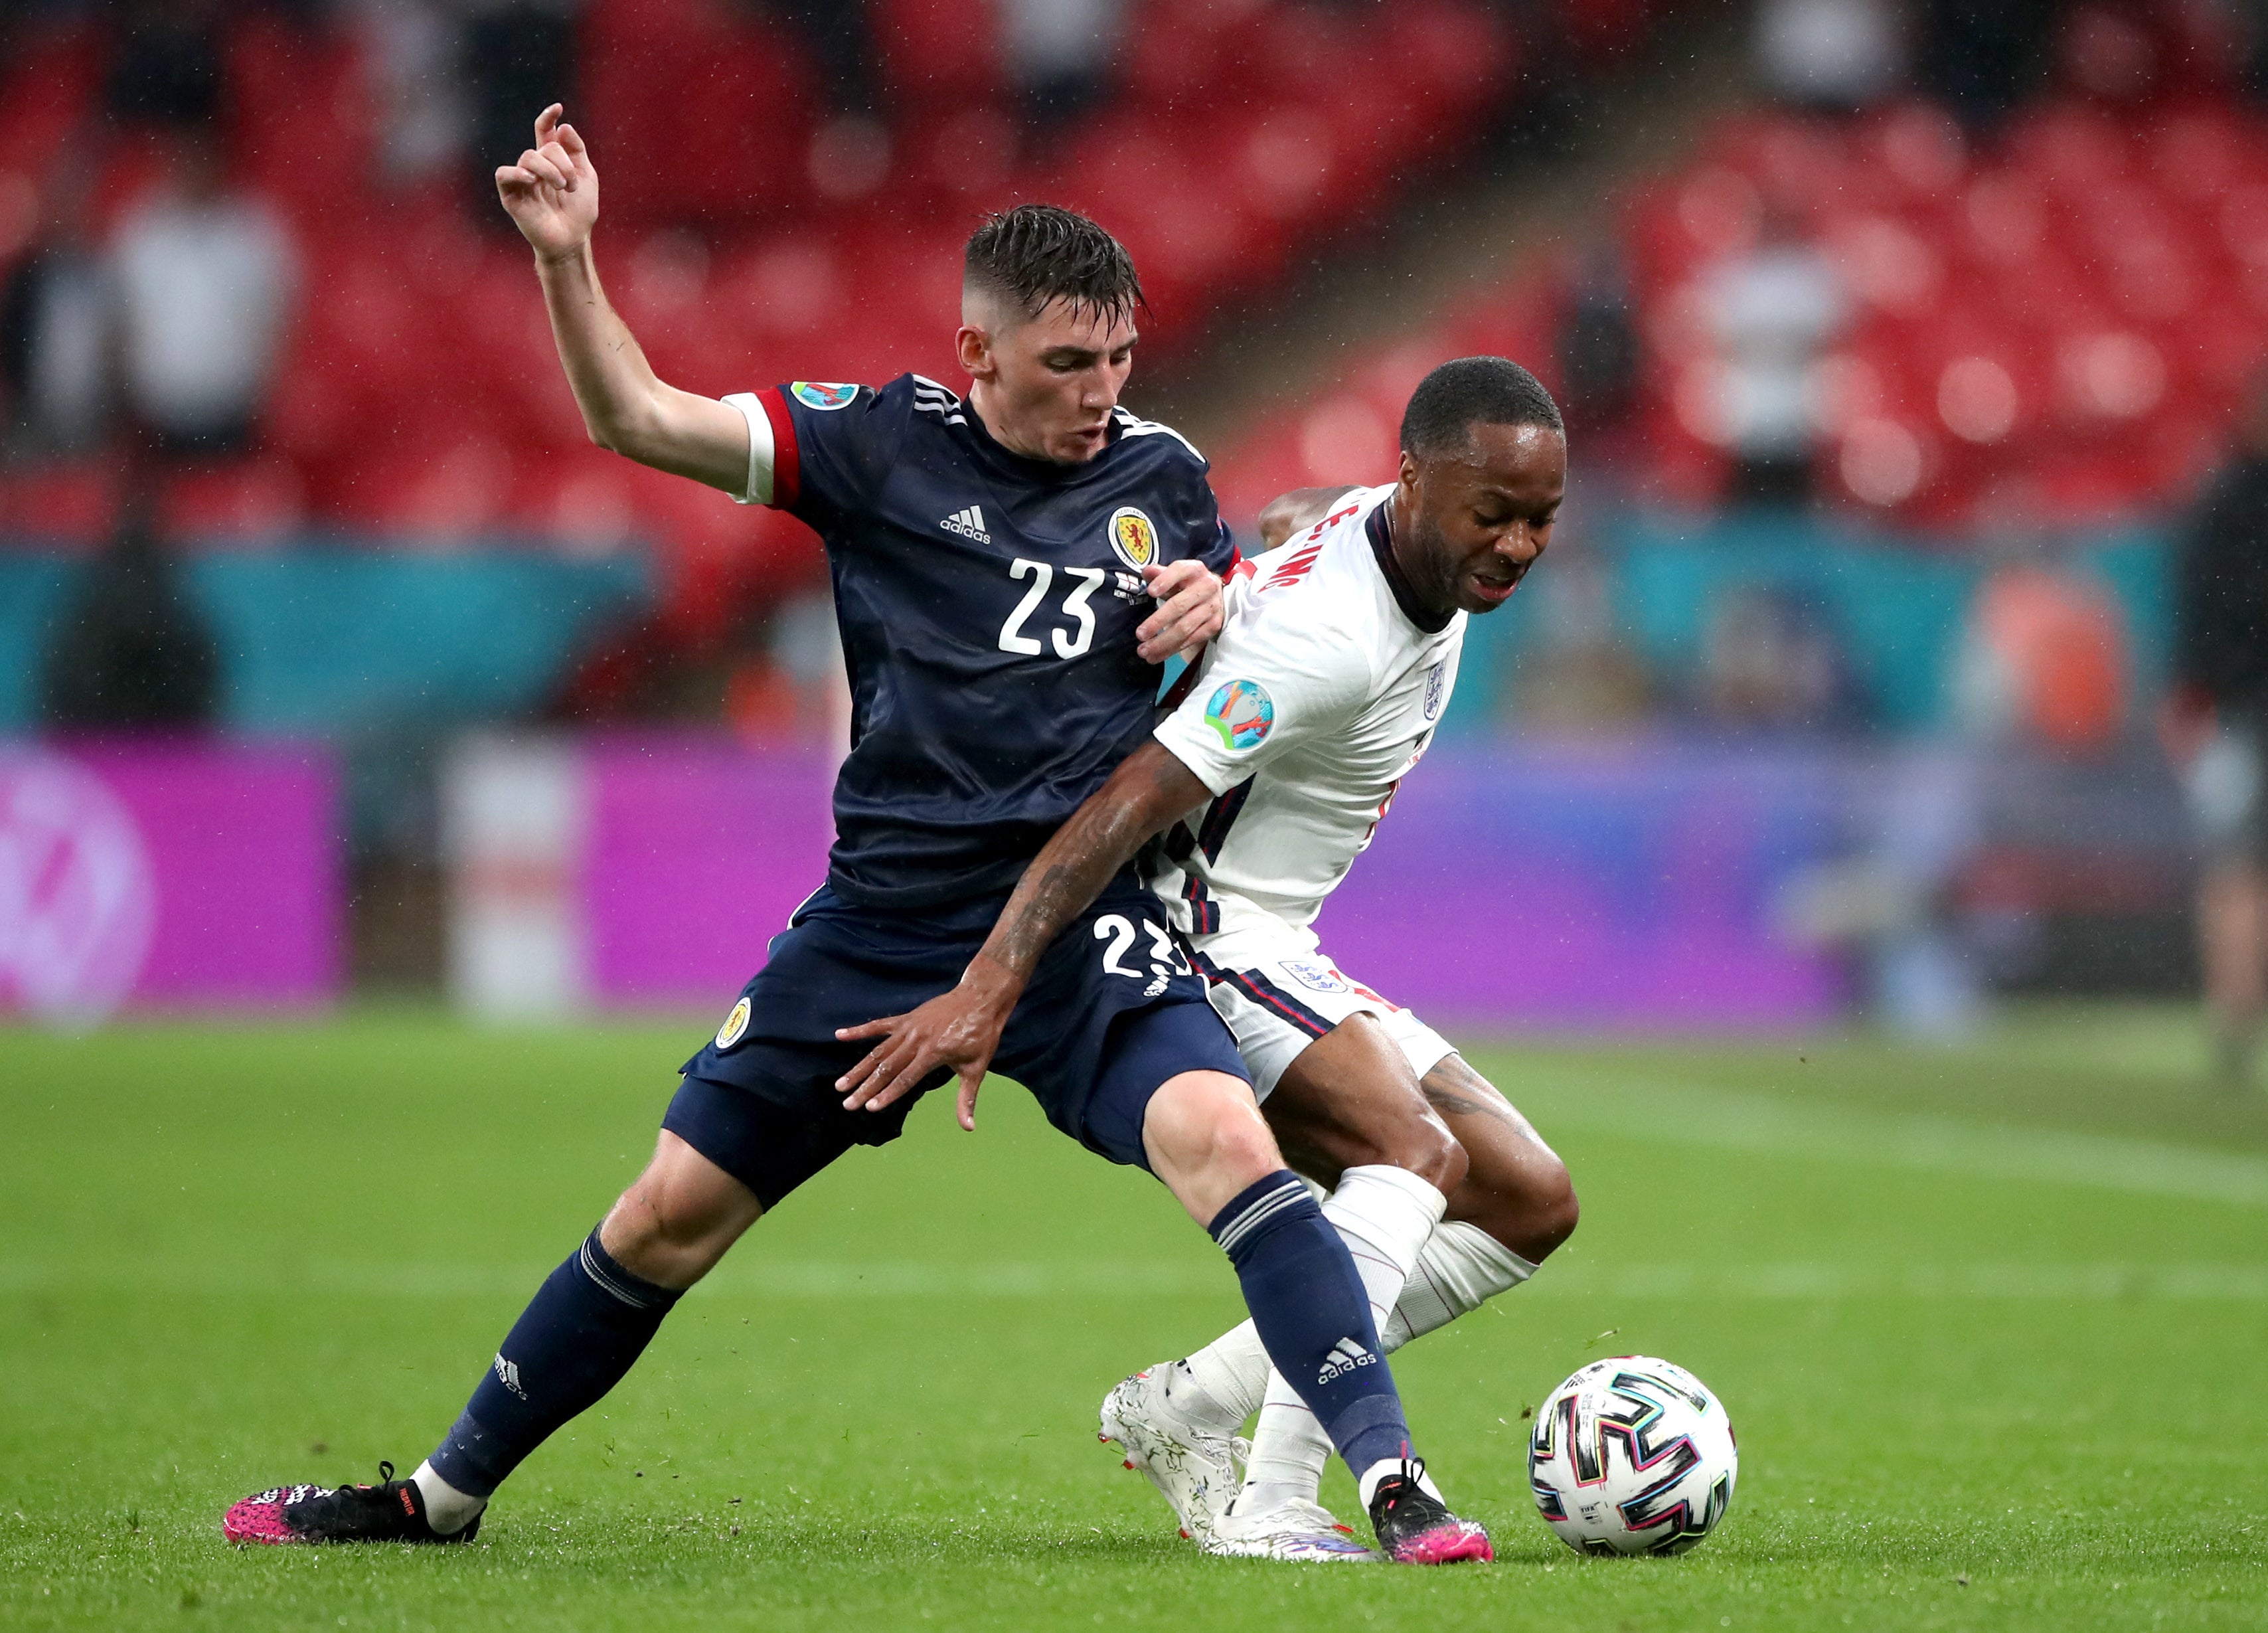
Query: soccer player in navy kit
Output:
[[223, 106, 1490, 1563]]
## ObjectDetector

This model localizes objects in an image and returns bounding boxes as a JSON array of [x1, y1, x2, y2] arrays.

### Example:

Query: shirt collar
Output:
[[1364, 497, 1453, 634]]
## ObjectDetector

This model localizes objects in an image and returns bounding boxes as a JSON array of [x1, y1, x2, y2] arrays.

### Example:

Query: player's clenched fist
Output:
[[496, 103, 598, 262]]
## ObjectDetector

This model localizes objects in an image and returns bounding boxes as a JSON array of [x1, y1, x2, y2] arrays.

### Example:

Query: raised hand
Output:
[[496, 104, 598, 261]]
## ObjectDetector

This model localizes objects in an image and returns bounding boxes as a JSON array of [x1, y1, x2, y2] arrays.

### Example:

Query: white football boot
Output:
[[1202, 1495, 1380, 1563], [1097, 1367, 1249, 1544]]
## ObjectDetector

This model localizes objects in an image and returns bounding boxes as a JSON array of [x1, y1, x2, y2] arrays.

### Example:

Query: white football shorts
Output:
[[1188, 927, 1455, 1102]]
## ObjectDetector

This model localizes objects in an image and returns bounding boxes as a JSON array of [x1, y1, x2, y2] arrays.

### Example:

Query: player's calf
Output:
[[416, 1137, 761, 1518], [1419, 1054, 1578, 1266]]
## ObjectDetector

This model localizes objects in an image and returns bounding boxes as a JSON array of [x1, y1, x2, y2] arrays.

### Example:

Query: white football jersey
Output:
[[1149, 483, 1463, 949]]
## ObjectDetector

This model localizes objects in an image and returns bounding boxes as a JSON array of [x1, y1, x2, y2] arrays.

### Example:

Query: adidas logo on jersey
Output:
[[941, 505, 991, 543], [1318, 1337, 1377, 1386]]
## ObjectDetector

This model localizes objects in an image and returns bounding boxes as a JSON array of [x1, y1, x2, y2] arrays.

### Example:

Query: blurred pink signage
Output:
[[0, 742, 339, 1019], [580, 736, 840, 1005], [566, 734, 1841, 1027]]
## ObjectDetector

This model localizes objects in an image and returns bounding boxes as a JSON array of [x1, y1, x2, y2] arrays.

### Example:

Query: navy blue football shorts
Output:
[[665, 875, 1249, 1209]]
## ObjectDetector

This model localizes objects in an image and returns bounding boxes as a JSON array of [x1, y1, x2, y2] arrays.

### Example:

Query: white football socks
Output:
[[410, 1460, 487, 1536], [1180, 1215, 1536, 1513], [1382, 1219, 1538, 1349], [1236, 1164, 1445, 1513]]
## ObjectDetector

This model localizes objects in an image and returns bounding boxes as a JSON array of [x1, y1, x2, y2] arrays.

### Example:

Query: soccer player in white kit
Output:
[[838, 357, 1578, 1560]]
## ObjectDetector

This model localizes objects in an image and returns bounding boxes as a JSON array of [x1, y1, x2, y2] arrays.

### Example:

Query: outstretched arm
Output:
[[835, 740, 1214, 1127], [1257, 485, 1356, 551], [498, 104, 752, 495]]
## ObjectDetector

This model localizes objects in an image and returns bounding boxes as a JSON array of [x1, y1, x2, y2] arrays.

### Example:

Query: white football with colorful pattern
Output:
[[1528, 1355, 1738, 1556]]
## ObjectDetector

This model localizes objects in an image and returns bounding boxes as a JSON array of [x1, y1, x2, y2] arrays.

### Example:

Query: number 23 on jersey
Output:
[[997, 559, 1108, 659]]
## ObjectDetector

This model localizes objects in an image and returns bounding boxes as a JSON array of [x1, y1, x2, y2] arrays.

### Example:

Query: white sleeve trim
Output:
[[720, 392, 775, 506]]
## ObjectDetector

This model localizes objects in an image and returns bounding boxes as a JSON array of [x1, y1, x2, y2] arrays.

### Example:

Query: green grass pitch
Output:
[[3, 1004, 2265, 1630]]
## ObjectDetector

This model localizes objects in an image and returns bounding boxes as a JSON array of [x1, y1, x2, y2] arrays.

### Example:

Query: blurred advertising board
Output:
[[1323, 745, 1846, 1029], [446, 733, 1843, 1028], [0, 742, 341, 1021], [446, 734, 839, 1018]]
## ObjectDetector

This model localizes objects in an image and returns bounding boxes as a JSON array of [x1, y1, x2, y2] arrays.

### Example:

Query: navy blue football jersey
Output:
[[742, 374, 1236, 909]]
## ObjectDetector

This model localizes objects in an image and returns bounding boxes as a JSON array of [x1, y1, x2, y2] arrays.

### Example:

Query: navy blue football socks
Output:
[[427, 1227, 682, 1499], [1208, 1171, 1412, 1480]]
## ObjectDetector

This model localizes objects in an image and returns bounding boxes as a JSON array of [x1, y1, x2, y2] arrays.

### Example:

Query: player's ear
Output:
[[956, 322, 995, 383], [1397, 447, 1421, 503]]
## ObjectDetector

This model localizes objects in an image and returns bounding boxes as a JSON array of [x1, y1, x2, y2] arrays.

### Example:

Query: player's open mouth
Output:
[[1469, 570, 1520, 604]]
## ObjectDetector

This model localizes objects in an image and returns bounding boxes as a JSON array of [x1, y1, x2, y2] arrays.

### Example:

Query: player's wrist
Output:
[[532, 236, 594, 272], [957, 952, 1026, 1010]]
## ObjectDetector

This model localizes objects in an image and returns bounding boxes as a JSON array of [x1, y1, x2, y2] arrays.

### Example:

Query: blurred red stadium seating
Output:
[[0, 0, 1619, 641], [1210, 94, 2268, 534]]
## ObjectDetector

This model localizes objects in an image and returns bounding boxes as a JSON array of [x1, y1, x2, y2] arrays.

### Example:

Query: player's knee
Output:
[[1503, 1154, 1580, 1263], [1143, 1071, 1280, 1189], [1453, 1134, 1578, 1263], [1210, 1114, 1284, 1190], [611, 1172, 708, 1248], [600, 1136, 761, 1288], [1525, 1157, 1580, 1261], [1383, 1106, 1467, 1195]]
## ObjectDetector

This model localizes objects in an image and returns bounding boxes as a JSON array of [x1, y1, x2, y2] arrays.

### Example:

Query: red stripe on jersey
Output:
[[756, 386, 801, 511]]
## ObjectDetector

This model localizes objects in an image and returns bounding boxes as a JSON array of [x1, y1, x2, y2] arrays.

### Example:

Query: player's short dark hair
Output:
[[964, 204, 1144, 327], [1399, 355, 1564, 458]]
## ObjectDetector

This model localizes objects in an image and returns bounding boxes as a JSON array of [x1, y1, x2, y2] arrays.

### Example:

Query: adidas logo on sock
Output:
[[493, 1353, 528, 1401], [940, 505, 991, 543], [1317, 1337, 1377, 1386]]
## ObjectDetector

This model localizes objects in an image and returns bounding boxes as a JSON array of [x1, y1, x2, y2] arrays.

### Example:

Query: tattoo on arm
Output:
[[980, 745, 1208, 982]]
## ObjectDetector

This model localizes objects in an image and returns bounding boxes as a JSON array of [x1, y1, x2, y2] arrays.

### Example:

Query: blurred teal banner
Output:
[[0, 549, 653, 734], [0, 522, 2169, 741], [1443, 514, 2169, 738]]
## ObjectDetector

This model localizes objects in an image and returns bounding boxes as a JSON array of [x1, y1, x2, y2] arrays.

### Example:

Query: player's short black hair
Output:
[[964, 204, 1144, 327], [1399, 355, 1564, 458]]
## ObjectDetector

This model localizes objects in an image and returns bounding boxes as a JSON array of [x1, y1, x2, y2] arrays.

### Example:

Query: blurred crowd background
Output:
[[5, 0, 2268, 1080]]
